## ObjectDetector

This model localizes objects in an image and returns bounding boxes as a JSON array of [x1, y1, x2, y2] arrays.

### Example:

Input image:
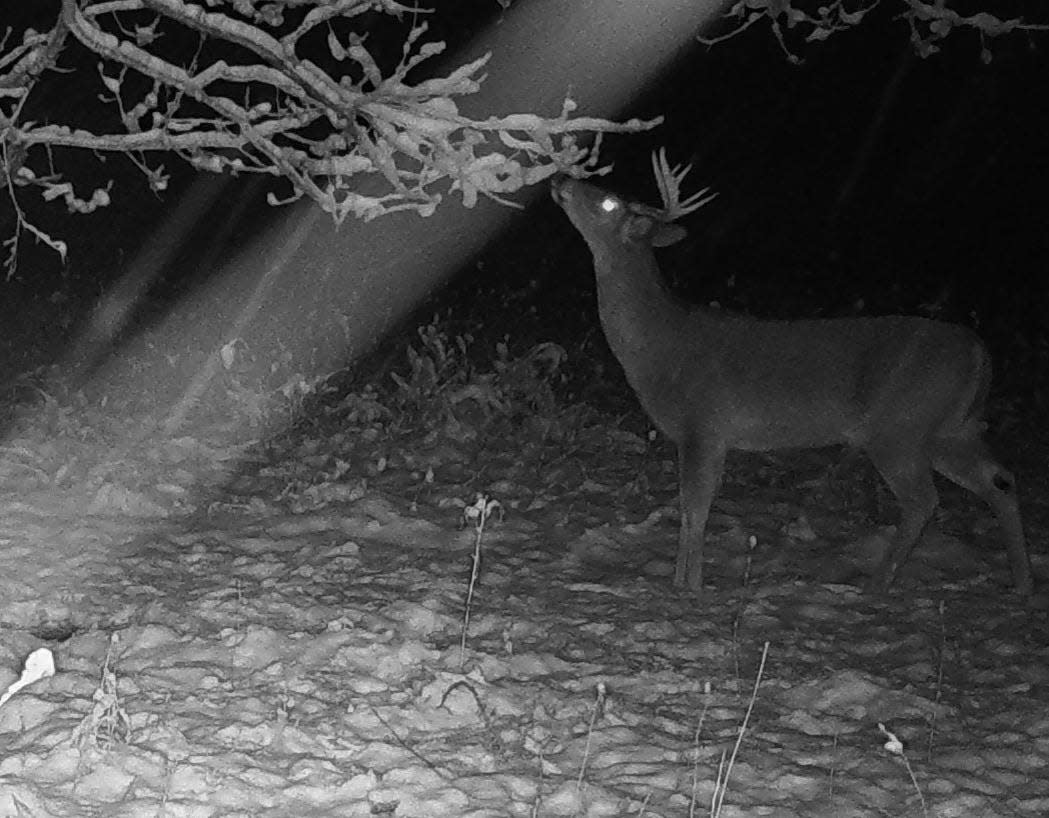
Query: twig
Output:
[[576, 682, 607, 795], [458, 493, 500, 669], [879, 722, 928, 818], [927, 599, 946, 761], [711, 641, 770, 817], [688, 698, 710, 818]]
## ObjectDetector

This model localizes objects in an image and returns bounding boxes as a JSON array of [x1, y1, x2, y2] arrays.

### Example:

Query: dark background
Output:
[[2, 1, 1047, 410]]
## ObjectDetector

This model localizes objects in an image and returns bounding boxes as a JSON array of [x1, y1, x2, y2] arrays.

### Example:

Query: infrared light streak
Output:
[[84, 0, 722, 437]]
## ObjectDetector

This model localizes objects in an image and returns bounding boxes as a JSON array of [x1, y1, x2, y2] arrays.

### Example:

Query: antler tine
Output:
[[651, 148, 717, 220]]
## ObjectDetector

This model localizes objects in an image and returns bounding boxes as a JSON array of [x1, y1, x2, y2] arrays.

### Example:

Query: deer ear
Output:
[[625, 215, 687, 247], [650, 223, 687, 247]]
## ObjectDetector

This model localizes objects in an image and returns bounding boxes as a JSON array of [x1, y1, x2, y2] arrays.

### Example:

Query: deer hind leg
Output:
[[865, 442, 939, 592], [931, 435, 1033, 595], [674, 433, 726, 597]]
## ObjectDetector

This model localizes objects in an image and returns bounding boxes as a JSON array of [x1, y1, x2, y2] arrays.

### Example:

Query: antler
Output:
[[651, 148, 717, 220]]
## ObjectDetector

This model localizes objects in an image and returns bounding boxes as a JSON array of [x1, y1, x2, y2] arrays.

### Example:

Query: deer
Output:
[[550, 150, 1034, 600]]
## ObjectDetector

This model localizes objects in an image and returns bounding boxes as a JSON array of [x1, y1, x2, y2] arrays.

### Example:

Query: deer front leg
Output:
[[675, 434, 726, 596]]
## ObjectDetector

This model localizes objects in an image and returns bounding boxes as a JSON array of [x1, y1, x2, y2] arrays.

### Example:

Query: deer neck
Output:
[[590, 243, 691, 365]]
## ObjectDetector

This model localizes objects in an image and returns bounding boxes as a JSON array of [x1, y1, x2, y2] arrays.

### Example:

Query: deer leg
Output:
[[866, 445, 938, 592], [675, 434, 726, 596], [932, 438, 1033, 595]]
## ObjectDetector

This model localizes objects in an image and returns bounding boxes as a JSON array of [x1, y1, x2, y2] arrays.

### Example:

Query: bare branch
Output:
[[6, 0, 1040, 272], [1, 0, 660, 269], [699, 0, 1046, 63]]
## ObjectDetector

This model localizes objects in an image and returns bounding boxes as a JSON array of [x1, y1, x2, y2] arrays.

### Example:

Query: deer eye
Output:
[[599, 196, 620, 214]]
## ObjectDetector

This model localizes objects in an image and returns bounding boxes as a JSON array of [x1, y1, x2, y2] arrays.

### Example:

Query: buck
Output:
[[551, 151, 1033, 599]]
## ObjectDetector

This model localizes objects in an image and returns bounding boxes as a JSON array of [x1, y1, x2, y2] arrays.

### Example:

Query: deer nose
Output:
[[550, 174, 573, 204]]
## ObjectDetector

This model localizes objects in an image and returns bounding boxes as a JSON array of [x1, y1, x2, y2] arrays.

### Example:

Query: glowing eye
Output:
[[600, 197, 619, 213]]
